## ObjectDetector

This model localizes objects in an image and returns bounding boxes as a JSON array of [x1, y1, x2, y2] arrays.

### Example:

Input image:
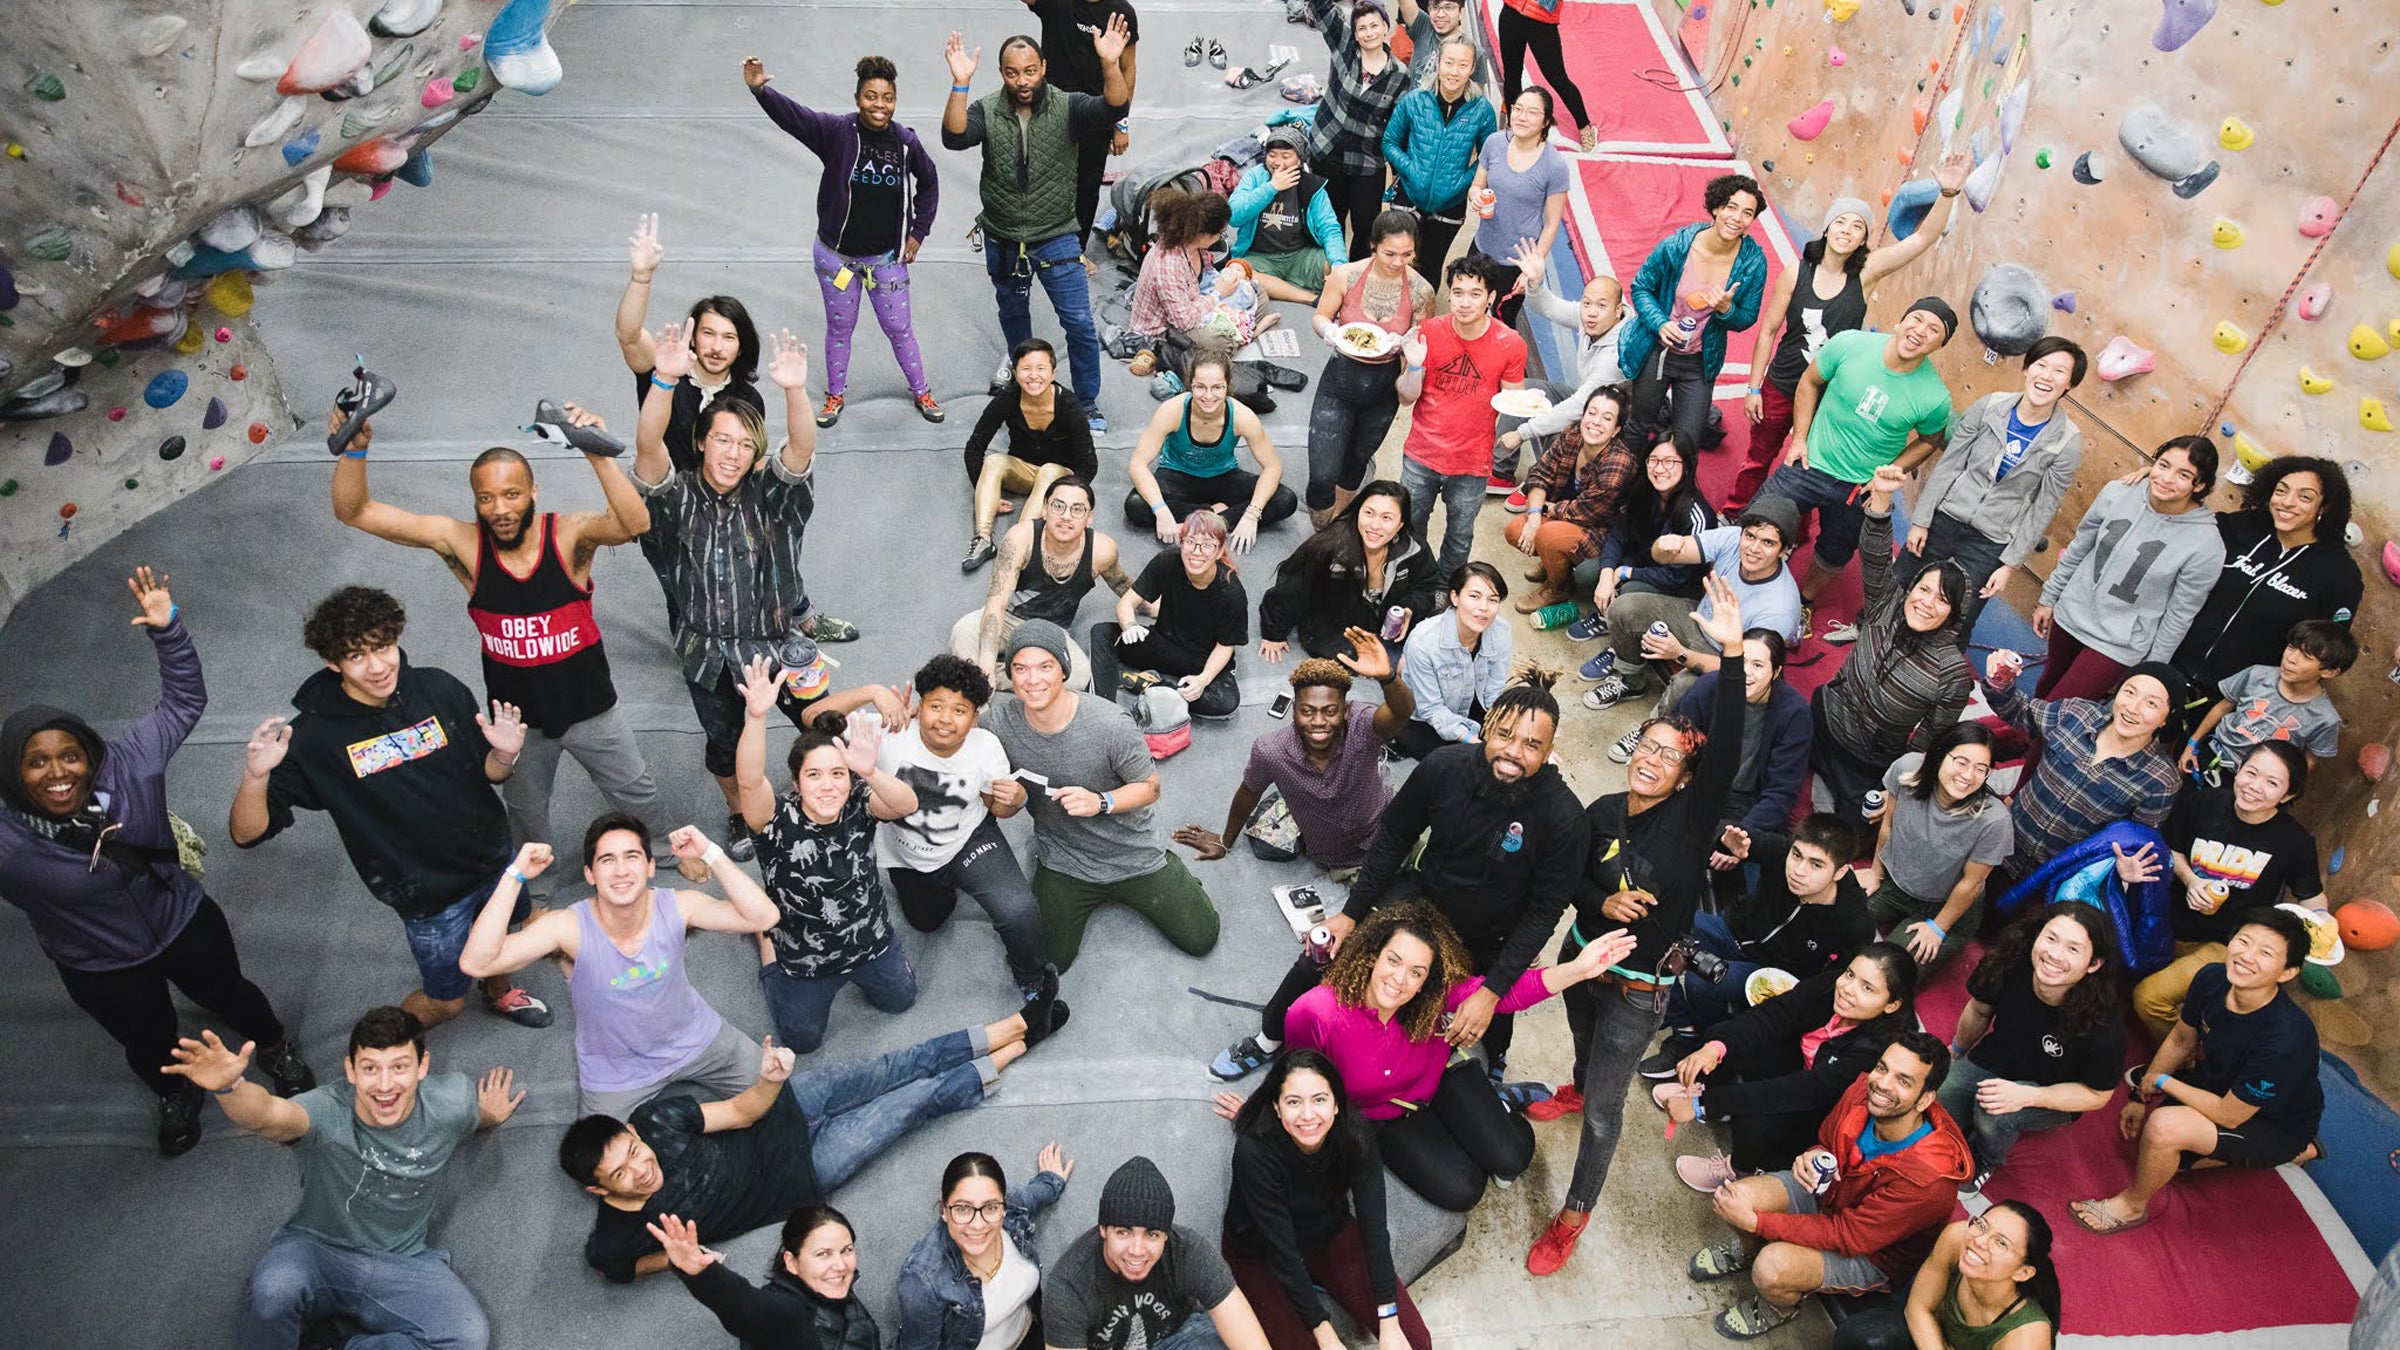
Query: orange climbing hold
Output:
[[334, 138, 409, 175], [247, 422, 270, 444], [1895, 147, 1915, 166], [2335, 899, 2400, 951], [2360, 743, 2392, 783]]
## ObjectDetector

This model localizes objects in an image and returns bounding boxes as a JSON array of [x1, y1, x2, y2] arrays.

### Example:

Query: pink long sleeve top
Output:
[[1283, 969, 1557, 1121]]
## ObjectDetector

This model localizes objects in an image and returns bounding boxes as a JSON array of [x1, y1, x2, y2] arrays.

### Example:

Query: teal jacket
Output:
[[1228, 163, 1346, 260], [1381, 89, 1497, 215], [1617, 221, 1769, 385]]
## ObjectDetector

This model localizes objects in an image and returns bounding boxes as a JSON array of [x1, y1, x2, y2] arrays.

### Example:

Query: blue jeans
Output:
[[1757, 462, 1869, 568], [985, 232, 1101, 408], [757, 942, 919, 1055], [241, 1228, 488, 1350], [1935, 1056, 2081, 1175], [791, 1026, 994, 1192], [399, 871, 525, 1002], [1399, 455, 1487, 582], [1664, 910, 1760, 1035]]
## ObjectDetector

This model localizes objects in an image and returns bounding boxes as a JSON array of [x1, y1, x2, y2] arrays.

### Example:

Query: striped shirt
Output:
[[1307, 0, 1413, 175], [635, 456, 815, 687], [1985, 677, 2178, 880], [1817, 510, 1972, 765]]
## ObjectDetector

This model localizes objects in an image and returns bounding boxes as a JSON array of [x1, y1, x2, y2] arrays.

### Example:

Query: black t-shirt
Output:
[[2167, 789, 2322, 945], [583, 1093, 822, 1284], [1133, 551, 1249, 671], [1030, 0, 1139, 97], [837, 125, 908, 257], [2181, 963, 2323, 1135], [630, 371, 765, 475], [1251, 178, 1316, 256], [1726, 850, 1874, 978], [1967, 963, 2124, 1091]]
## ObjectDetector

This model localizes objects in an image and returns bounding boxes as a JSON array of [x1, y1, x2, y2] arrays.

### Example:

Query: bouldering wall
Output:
[[0, 0, 576, 625], [1692, 0, 2400, 1096]]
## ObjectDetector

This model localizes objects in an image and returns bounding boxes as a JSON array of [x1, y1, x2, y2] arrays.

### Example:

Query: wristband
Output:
[[1151, 499, 1172, 520], [650, 374, 675, 391], [1939, 187, 1961, 198], [701, 842, 727, 868], [951, 83, 972, 93], [505, 866, 528, 888], [342, 449, 369, 459], [1115, 118, 1130, 131], [1746, 387, 1762, 395], [2152, 1073, 2170, 1094], [1923, 920, 1948, 941], [1100, 791, 1114, 815], [1377, 1304, 1400, 1320], [209, 1080, 245, 1096], [1690, 1095, 1707, 1122], [166, 603, 180, 625], [1617, 566, 1631, 580], [1407, 364, 1424, 373]]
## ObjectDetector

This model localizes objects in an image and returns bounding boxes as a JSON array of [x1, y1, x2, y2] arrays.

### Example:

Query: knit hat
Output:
[[1738, 494, 1802, 548], [1098, 1155, 1177, 1231], [1002, 619, 1075, 677], [1263, 125, 1308, 154], [1821, 197, 1874, 234], [1904, 296, 1959, 344], [2116, 662, 2193, 741]]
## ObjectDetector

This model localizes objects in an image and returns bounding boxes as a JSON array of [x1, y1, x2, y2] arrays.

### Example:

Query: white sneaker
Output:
[[1607, 727, 1642, 763], [1822, 621, 1862, 644]]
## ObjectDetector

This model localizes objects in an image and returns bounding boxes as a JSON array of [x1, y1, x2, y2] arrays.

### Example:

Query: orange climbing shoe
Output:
[[1526, 1212, 1589, 1276], [815, 394, 843, 428], [915, 392, 946, 424]]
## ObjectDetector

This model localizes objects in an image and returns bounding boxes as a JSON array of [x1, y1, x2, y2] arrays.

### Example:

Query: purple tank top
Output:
[[570, 889, 725, 1094]]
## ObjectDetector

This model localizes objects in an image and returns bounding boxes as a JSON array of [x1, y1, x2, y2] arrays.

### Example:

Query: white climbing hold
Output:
[[131, 15, 189, 59], [243, 96, 307, 149], [53, 347, 93, 367], [322, 178, 375, 210], [198, 206, 262, 253], [268, 165, 333, 229], [248, 231, 299, 271], [1963, 153, 2004, 212], [373, 0, 445, 38], [236, 48, 285, 82], [277, 10, 373, 95], [1998, 80, 2029, 155]]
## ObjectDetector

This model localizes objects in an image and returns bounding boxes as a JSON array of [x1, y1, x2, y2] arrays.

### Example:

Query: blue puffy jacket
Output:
[[1381, 89, 1496, 215], [1993, 819, 2175, 973], [1228, 162, 1346, 261]]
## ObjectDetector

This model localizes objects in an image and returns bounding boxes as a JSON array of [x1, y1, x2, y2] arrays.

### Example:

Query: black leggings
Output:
[[1076, 136, 1109, 243], [1497, 7, 1591, 133], [1630, 344, 1712, 457], [54, 896, 287, 1097], [1088, 623, 1243, 718], [1305, 354, 1404, 510], [1124, 466, 1301, 532], [1377, 1060, 1536, 1211], [1412, 212, 1465, 287], [1322, 167, 1390, 261]]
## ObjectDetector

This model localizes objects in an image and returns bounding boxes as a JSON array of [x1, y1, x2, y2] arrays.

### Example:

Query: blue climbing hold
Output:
[[2152, 0, 2218, 53], [2052, 291, 2077, 313], [202, 395, 229, 430], [395, 146, 433, 187], [0, 259, 16, 311], [282, 127, 321, 167], [158, 434, 188, 461], [2329, 846, 2344, 875], [44, 432, 72, 466], [142, 369, 189, 409], [1886, 177, 1940, 241]]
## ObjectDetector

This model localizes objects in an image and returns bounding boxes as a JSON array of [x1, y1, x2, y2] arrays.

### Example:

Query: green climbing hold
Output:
[[2034, 147, 2052, 168], [0, 480, 17, 496], [27, 226, 71, 262], [1743, 56, 1753, 66], [1982, 76, 1994, 98], [124, 477, 141, 490], [453, 66, 481, 94], [1731, 75, 1741, 86], [96, 348, 119, 367], [26, 71, 65, 101]]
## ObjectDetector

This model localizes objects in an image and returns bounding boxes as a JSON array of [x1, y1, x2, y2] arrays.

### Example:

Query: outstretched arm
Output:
[[616, 214, 664, 373], [634, 320, 697, 487], [767, 330, 816, 477], [1863, 151, 1970, 285], [162, 1032, 310, 1143], [665, 825, 781, 933], [732, 657, 784, 834], [700, 1038, 797, 1133], [328, 406, 478, 583], [560, 405, 652, 554]]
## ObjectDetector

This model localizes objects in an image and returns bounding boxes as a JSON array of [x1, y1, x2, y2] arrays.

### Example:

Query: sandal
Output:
[[2070, 1197, 2152, 1236]]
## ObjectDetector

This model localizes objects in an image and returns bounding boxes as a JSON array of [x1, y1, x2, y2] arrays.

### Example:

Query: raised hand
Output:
[[758, 1036, 797, 1084], [945, 31, 981, 86], [1690, 572, 1745, 653], [325, 403, 374, 455], [161, 1029, 253, 1094], [244, 717, 294, 777], [667, 825, 713, 862], [1173, 825, 1230, 860], [629, 213, 663, 281], [1866, 462, 1908, 505], [1983, 649, 2023, 688], [2111, 841, 2163, 886], [561, 401, 607, 431], [478, 701, 528, 758], [1336, 625, 1396, 681], [1400, 331, 1428, 368], [838, 713, 882, 777], [1507, 238, 1547, 288], [1093, 11, 1130, 63], [766, 328, 810, 392], [1037, 1140, 1075, 1180], [645, 1213, 723, 1277], [1711, 279, 1741, 314], [478, 1066, 526, 1124], [126, 566, 175, 628], [512, 842, 555, 879], [741, 56, 771, 89], [1934, 147, 1973, 195], [649, 319, 696, 382], [736, 654, 785, 721]]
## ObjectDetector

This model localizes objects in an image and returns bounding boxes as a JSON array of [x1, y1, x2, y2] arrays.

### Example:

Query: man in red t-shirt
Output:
[[1399, 254, 1528, 579]]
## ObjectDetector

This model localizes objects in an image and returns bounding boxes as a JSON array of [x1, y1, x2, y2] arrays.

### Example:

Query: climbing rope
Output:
[[1633, 0, 1754, 98]]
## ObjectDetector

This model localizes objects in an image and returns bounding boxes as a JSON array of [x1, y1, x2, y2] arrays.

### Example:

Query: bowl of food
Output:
[[1744, 967, 1799, 1005], [1336, 323, 1396, 359], [1490, 388, 1554, 418], [2277, 902, 2346, 966]]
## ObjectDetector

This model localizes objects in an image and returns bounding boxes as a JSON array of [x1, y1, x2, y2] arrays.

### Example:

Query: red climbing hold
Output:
[[248, 422, 270, 444], [58, 502, 77, 519], [2383, 541, 2400, 588], [2361, 742, 2392, 783], [335, 138, 410, 175], [231, 363, 249, 380], [108, 406, 127, 422]]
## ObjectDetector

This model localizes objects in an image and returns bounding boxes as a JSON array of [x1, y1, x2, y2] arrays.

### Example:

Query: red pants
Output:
[[1224, 1220, 1433, 1350], [1724, 381, 1796, 514], [2035, 622, 2133, 703], [1502, 514, 1594, 590]]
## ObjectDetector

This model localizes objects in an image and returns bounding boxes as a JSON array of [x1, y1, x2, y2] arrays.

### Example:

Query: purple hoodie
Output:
[[751, 85, 939, 253], [0, 620, 206, 971]]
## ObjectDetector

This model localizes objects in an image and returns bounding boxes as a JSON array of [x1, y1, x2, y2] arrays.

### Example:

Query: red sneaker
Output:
[[1485, 474, 1516, 496], [1526, 1213, 1589, 1276], [1504, 489, 1531, 513], [1524, 1083, 1584, 1121]]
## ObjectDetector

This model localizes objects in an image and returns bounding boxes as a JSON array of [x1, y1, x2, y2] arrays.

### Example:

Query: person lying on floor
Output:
[[1828, 1202, 2061, 1350], [1687, 1031, 1972, 1340], [1653, 943, 1920, 1192], [1941, 900, 2123, 1190], [565, 1002, 1065, 1282], [2072, 907, 2323, 1237], [645, 1203, 878, 1350]]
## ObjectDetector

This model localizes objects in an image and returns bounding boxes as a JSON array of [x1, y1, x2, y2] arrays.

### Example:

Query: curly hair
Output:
[[1965, 900, 2121, 1040], [1152, 188, 1232, 250], [1322, 901, 1472, 1044], [855, 55, 897, 91], [303, 586, 406, 663], [914, 653, 993, 709], [1289, 658, 1354, 695], [2240, 454, 2351, 549]]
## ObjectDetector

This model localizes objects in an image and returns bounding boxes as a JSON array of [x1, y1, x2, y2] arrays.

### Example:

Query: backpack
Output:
[[1131, 686, 1192, 759]]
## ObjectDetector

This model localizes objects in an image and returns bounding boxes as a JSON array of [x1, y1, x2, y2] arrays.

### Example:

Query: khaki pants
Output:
[[947, 609, 1092, 691], [2133, 940, 2225, 1042]]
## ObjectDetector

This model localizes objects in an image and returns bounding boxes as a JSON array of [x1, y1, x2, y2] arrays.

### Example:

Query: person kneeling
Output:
[[1689, 1032, 1971, 1340]]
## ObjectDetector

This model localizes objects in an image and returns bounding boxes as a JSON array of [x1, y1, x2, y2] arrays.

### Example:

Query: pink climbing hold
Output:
[[108, 406, 127, 422], [1829, 46, 1847, 67], [277, 9, 373, 95], [370, 178, 396, 202], [460, 32, 482, 51], [334, 138, 410, 175], [2298, 196, 2340, 238], [1787, 98, 1836, 141], [209, 455, 227, 471], [2298, 284, 2334, 321], [2384, 541, 2400, 588], [2096, 335, 2156, 382], [422, 77, 456, 108], [214, 326, 233, 343]]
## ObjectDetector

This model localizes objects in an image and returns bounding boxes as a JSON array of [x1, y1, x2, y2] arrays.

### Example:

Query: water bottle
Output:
[[1530, 601, 1581, 631]]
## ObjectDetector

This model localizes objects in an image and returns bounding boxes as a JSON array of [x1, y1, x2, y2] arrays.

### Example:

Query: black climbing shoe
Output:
[[327, 357, 397, 455], [526, 398, 626, 457], [158, 1085, 204, 1157], [257, 1040, 318, 1098]]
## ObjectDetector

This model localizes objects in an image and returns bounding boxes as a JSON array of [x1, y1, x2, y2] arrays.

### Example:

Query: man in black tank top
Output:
[[952, 474, 1136, 688], [330, 400, 665, 883]]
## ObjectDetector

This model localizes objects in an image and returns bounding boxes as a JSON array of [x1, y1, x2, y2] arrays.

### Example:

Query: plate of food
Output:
[[2277, 902, 2346, 966], [1491, 388, 1553, 418], [1335, 323, 1397, 359], [1744, 967, 1799, 1005]]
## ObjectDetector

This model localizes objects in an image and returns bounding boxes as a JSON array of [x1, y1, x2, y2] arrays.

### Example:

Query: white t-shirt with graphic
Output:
[[877, 723, 1012, 872]]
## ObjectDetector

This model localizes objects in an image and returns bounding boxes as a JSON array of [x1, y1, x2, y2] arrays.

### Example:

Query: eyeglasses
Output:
[[1046, 500, 1094, 518], [1630, 737, 1687, 767], [1942, 753, 1993, 777], [1181, 538, 1224, 556], [944, 1200, 1007, 1225], [1966, 1212, 2017, 1257], [703, 431, 758, 452]]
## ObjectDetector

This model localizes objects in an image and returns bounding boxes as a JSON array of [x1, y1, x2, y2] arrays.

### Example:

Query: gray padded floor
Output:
[[0, 2, 1481, 1344]]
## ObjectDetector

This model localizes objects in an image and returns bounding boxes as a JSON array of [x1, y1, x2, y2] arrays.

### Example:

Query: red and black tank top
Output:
[[467, 514, 617, 736]]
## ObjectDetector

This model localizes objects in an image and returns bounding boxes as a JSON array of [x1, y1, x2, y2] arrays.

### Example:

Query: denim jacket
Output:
[[894, 1170, 1068, 1350], [1399, 608, 1515, 743]]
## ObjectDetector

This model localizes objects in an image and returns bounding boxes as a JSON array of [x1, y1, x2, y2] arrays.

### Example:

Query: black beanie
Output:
[[2117, 662, 2192, 742], [1098, 1155, 1176, 1232], [1904, 296, 1959, 343], [0, 705, 102, 815]]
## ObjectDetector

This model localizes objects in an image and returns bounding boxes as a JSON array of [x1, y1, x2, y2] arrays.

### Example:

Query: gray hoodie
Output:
[[2039, 479, 2224, 666], [1915, 391, 2084, 568]]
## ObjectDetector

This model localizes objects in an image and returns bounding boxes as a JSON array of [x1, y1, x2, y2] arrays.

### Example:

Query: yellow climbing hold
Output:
[[2390, 240, 2400, 280], [1824, 0, 1860, 20], [2233, 432, 2275, 474], [2365, 398, 2396, 433], [2299, 366, 2335, 394], [2352, 324, 2392, 360], [173, 321, 206, 355], [2218, 118, 2254, 151], [203, 271, 255, 318], [2211, 218, 2245, 249], [2212, 322, 2247, 353]]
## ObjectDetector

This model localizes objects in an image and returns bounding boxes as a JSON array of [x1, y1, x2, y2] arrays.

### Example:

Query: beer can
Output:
[[1863, 789, 1886, 815], [1380, 605, 1409, 641], [1647, 620, 1671, 641], [1306, 925, 1335, 966], [2199, 881, 2230, 914], [1803, 1151, 1840, 1194]]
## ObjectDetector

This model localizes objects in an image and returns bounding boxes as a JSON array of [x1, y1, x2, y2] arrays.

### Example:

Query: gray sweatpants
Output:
[[500, 705, 661, 855], [579, 1018, 757, 1119]]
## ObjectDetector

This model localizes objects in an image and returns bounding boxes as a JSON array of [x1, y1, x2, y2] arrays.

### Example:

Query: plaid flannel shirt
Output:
[[1307, 0, 1413, 175]]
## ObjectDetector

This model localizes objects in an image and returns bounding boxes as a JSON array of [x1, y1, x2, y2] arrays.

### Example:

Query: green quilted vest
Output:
[[975, 86, 1081, 244]]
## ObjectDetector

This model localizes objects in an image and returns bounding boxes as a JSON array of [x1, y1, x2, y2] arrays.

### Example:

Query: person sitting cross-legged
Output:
[[1688, 1031, 1972, 1340], [1089, 510, 1250, 720]]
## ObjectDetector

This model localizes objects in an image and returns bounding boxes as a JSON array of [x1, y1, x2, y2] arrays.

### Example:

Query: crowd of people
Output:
[[0, 5, 2373, 1349]]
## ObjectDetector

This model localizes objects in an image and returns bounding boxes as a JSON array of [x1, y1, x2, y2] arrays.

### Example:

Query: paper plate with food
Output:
[[1490, 388, 1554, 418], [1744, 967, 1799, 1005], [1334, 323, 1398, 359], [2277, 902, 2346, 966]]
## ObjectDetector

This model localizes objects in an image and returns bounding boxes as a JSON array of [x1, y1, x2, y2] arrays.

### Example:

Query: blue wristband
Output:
[[951, 83, 972, 93], [650, 374, 675, 391], [209, 1080, 244, 1096], [341, 449, 368, 459], [1377, 1304, 1400, 1320], [1100, 791, 1114, 816], [2152, 1073, 2170, 1094], [505, 866, 528, 888], [1922, 920, 1947, 941], [166, 603, 180, 625]]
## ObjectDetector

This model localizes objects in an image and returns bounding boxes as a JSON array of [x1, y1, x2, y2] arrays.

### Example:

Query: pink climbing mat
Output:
[[1476, 0, 1731, 154]]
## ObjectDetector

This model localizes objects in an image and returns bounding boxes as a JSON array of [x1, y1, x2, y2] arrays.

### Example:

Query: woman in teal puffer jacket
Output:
[[1619, 175, 1770, 457], [1380, 37, 1496, 286]]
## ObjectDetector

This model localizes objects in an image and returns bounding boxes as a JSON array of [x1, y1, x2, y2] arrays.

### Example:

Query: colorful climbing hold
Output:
[[334, 138, 409, 175], [2300, 366, 2335, 394], [25, 71, 65, 102], [58, 502, 77, 518], [453, 66, 482, 94], [2210, 218, 2244, 249], [1787, 98, 1835, 141], [2360, 744, 2392, 784], [2351, 324, 2391, 360], [2298, 196, 2340, 238], [2364, 398, 2395, 433], [2212, 322, 2247, 353], [2389, 240, 2400, 280], [2052, 292, 2077, 313], [1962, 154, 2003, 213], [2071, 151, 2106, 185], [2384, 541, 2400, 586], [278, 9, 373, 95], [142, 371, 189, 409], [107, 407, 127, 422], [2152, 0, 2218, 51], [27, 226, 73, 262], [395, 148, 434, 187], [203, 396, 229, 430], [1824, 0, 1860, 20], [282, 128, 323, 168], [247, 422, 270, 444], [214, 326, 232, 343], [2298, 284, 2333, 320], [173, 323, 206, 356], [158, 435, 187, 462], [2033, 148, 2052, 169], [123, 478, 140, 491], [2216, 116, 2253, 151], [230, 363, 249, 381], [460, 32, 483, 51], [209, 456, 227, 471], [2096, 335, 2156, 381], [0, 480, 14, 495], [44, 433, 72, 466], [2233, 433, 2274, 474], [1828, 46, 1846, 66], [421, 76, 456, 108]]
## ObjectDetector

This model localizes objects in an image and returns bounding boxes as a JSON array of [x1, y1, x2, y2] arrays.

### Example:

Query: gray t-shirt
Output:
[[1043, 1225, 1236, 1350], [1879, 754, 2015, 902], [286, 1075, 479, 1256], [2209, 664, 2342, 762], [1476, 132, 1569, 262], [1697, 525, 1805, 649], [984, 693, 1165, 884]]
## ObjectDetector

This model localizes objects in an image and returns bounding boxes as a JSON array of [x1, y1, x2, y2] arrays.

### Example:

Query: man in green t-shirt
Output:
[[1758, 298, 1956, 605]]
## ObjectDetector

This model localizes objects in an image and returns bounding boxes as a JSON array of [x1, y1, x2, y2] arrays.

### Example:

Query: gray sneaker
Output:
[[725, 811, 759, 863], [1689, 1236, 1754, 1281], [1607, 726, 1643, 762]]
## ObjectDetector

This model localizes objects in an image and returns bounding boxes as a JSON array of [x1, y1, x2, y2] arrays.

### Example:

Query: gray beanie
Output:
[[1821, 197, 1874, 234], [1098, 1155, 1177, 1231], [1740, 494, 1802, 548], [1002, 619, 1075, 676]]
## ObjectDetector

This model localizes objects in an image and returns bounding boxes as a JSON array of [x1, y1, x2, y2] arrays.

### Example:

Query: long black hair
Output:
[[1618, 436, 1710, 545], [1888, 554, 1968, 649], [1984, 1199, 2063, 1327], [777, 1203, 854, 1280], [1899, 721, 1998, 811], [1965, 900, 2121, 1040], [1280, 479, 1420, 591], [1234, 1048, 1368, 1180], [686, 295, 760, 386]]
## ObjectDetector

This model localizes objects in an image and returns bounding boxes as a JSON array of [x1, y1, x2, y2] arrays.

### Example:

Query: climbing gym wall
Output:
[[0, 0, 573, 626], [1693, 0, 2400, 1093]]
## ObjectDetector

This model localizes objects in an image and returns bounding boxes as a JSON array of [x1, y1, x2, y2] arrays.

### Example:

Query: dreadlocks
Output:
[[1479, 664, 1563, 742]]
